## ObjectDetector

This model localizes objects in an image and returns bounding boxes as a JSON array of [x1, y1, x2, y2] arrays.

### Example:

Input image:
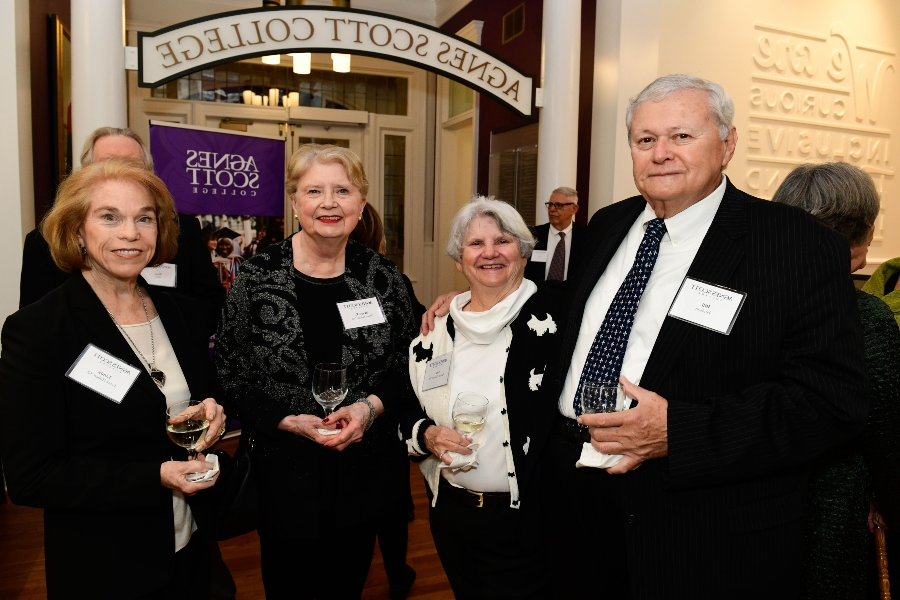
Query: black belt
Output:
[[438, 477, 511, 508], [554, 413, 590, 444]]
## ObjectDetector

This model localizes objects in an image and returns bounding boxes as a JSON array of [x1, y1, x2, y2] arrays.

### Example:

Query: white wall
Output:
[[0, 0, 34, 332], [591, 0, 900, 272]]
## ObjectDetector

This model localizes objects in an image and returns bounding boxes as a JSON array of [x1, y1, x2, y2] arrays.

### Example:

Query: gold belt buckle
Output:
[[466, 489, 484, 508]]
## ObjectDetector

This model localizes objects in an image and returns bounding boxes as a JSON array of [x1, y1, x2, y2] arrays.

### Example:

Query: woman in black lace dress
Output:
[[214, 144, 417, 599]]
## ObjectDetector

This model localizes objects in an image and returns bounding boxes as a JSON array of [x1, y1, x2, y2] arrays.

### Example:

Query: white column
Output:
[[535, 0, 581, 225], [72, 0, 126, 167], [0, 0, 34, 326], [589, 0, 661, 215]]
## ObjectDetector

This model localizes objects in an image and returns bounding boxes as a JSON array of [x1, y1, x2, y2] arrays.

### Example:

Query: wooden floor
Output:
[[0, 439, 453, 599]]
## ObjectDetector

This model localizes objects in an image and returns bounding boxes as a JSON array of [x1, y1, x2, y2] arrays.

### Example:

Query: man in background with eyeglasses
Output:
[[523, 186, 588, 284]]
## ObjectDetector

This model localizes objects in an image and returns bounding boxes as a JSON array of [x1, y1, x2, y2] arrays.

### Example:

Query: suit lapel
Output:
[[68, 272, 168, 403], [641, 184, 748, 390]]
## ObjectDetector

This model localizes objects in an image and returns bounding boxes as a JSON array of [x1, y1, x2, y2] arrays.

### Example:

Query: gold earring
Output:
[[294, 214, 299, 221], [359, 214, 363, 221]]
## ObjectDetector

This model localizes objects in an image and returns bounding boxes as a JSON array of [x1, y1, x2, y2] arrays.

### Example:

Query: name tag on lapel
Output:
[[422, 352, 452, 391], [667, 277, 746, 335], [530, 250, 548, 262], [141, 263, 177, 288], [337, 297, 387, 329], [65, 344, 142, 403]]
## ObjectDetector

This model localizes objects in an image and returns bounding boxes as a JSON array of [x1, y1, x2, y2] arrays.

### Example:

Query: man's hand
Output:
[[420, 290, 463, 335], [577, 376, 669, 474]]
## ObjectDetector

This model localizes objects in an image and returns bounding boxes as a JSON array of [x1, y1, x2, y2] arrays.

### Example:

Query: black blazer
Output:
[[523, 222, 588, 284], [547, 182, 869, 597], [0, 272, 218, 599], [19, 215, 224, 334]]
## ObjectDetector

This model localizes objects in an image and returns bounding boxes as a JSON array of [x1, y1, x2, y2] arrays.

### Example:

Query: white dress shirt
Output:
[[558, 176, 727, 416], [544, 221, 574, 280]]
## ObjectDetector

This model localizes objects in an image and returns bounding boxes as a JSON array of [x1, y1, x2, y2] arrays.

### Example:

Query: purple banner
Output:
[[150, 123, 285, 216]]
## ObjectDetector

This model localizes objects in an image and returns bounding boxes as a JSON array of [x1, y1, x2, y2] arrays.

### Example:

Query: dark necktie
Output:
[[574, 218, 667, 417], [547, 231, 566, 281]]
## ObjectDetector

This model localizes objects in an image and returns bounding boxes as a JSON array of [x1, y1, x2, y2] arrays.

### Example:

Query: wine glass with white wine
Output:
[[452, 392, 489, 444], [165, 400, 213, 482], [166, 400, 210, 460], [312, 363, 348, 436]]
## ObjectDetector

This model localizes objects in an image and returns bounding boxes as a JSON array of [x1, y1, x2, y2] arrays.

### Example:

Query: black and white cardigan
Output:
[[214, 236, 417, 530], [402, 289, 565, 509]]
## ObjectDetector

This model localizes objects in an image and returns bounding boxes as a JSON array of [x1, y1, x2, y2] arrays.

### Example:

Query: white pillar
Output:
[[589, 0, 661, 215], [535, 0, 581, 225], [72, 0, 126, 167], [0, 0, 34, 326]]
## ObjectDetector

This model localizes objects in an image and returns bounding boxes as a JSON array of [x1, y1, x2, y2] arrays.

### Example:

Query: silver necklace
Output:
[[104, 287, 166, 389]]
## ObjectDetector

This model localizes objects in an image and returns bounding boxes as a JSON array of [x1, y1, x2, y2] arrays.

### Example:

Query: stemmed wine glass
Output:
[[452, 392, 489, 445], [166, 400, 213, 482], [165, 400, 210, 459], [312, 363, 348, 436]]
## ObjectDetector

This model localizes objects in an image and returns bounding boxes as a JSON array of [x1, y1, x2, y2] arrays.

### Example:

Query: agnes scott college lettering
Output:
[[186, 150, 260, 196], [149, 121, 285, 216]]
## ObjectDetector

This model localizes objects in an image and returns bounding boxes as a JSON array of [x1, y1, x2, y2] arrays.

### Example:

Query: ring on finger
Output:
[[438, 450, 447, 460]]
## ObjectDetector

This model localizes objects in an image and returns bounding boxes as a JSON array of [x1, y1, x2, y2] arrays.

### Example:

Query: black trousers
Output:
[[135, 532, 211, 600], [428, 480, 550, 600], [541, 431, 632, 599], [258, 522, 376, 599]]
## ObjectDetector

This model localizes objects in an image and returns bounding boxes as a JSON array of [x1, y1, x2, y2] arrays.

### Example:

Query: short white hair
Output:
[[445, 196, 536, 262], [626, 74, 734, 141], [552, 186, 578, 203]]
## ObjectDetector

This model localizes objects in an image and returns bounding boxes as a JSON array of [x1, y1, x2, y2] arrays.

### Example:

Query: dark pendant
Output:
[[150, 369, 166, 389]]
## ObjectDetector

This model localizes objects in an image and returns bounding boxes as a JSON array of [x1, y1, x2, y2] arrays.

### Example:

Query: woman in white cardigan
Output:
[[402, 197, 564, 599]]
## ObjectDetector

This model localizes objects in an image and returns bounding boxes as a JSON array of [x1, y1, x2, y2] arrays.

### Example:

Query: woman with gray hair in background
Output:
[[772, 161, 900, 599], [401, 196, 563, 599]]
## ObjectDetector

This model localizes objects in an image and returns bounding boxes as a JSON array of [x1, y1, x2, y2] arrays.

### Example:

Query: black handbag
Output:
[[214, 432, 259, 540]]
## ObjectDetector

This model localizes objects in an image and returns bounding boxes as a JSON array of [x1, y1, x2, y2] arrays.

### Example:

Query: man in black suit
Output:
[[523, 186, 587, 284], [544, 75, 868, 599], [19, 127, 224, 332]]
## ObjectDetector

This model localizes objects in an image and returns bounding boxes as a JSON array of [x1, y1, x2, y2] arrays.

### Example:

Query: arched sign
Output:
[[138, 6, 535, 117]]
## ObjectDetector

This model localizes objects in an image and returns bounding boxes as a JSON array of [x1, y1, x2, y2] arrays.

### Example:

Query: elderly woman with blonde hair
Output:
[[214, 144, 417, 598], [402, 196, 563, 599]]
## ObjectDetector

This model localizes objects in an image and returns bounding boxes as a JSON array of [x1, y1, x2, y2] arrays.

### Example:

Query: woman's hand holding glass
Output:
[[276, 394, 384, 451], [165, 399, 225, 486], [423, 425, 473, 465]]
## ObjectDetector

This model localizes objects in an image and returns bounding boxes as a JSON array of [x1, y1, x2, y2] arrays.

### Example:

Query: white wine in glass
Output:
[[165, 400, 210, 460], [312, 363, 348, 436], [452, 392, 489, 440]]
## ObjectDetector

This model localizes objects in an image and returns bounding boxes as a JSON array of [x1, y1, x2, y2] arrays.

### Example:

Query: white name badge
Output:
[[668, 277, 747, 335], [336, 297, 387, 329], [422, 352, 452, 392], [531, 250, 548, 262], [141, 263, 177, 288], [65, 344, 142, 403]]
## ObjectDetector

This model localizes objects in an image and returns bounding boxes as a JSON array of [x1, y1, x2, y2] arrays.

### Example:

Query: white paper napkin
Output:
[[438, 444, 479, 471], [186, 453, 220, 482], [575, 443, 623, 469]]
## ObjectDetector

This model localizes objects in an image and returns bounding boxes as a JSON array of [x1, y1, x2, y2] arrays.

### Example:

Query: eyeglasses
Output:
[[545, 202, 576, 210]]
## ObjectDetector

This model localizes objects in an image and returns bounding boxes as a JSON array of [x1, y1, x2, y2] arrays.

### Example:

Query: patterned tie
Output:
[[574, 218, 667, 417], [547, 231, 566, 281]]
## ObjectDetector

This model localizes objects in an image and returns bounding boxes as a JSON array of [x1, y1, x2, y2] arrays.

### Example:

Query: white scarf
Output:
[[448, 279, 537, 345]]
